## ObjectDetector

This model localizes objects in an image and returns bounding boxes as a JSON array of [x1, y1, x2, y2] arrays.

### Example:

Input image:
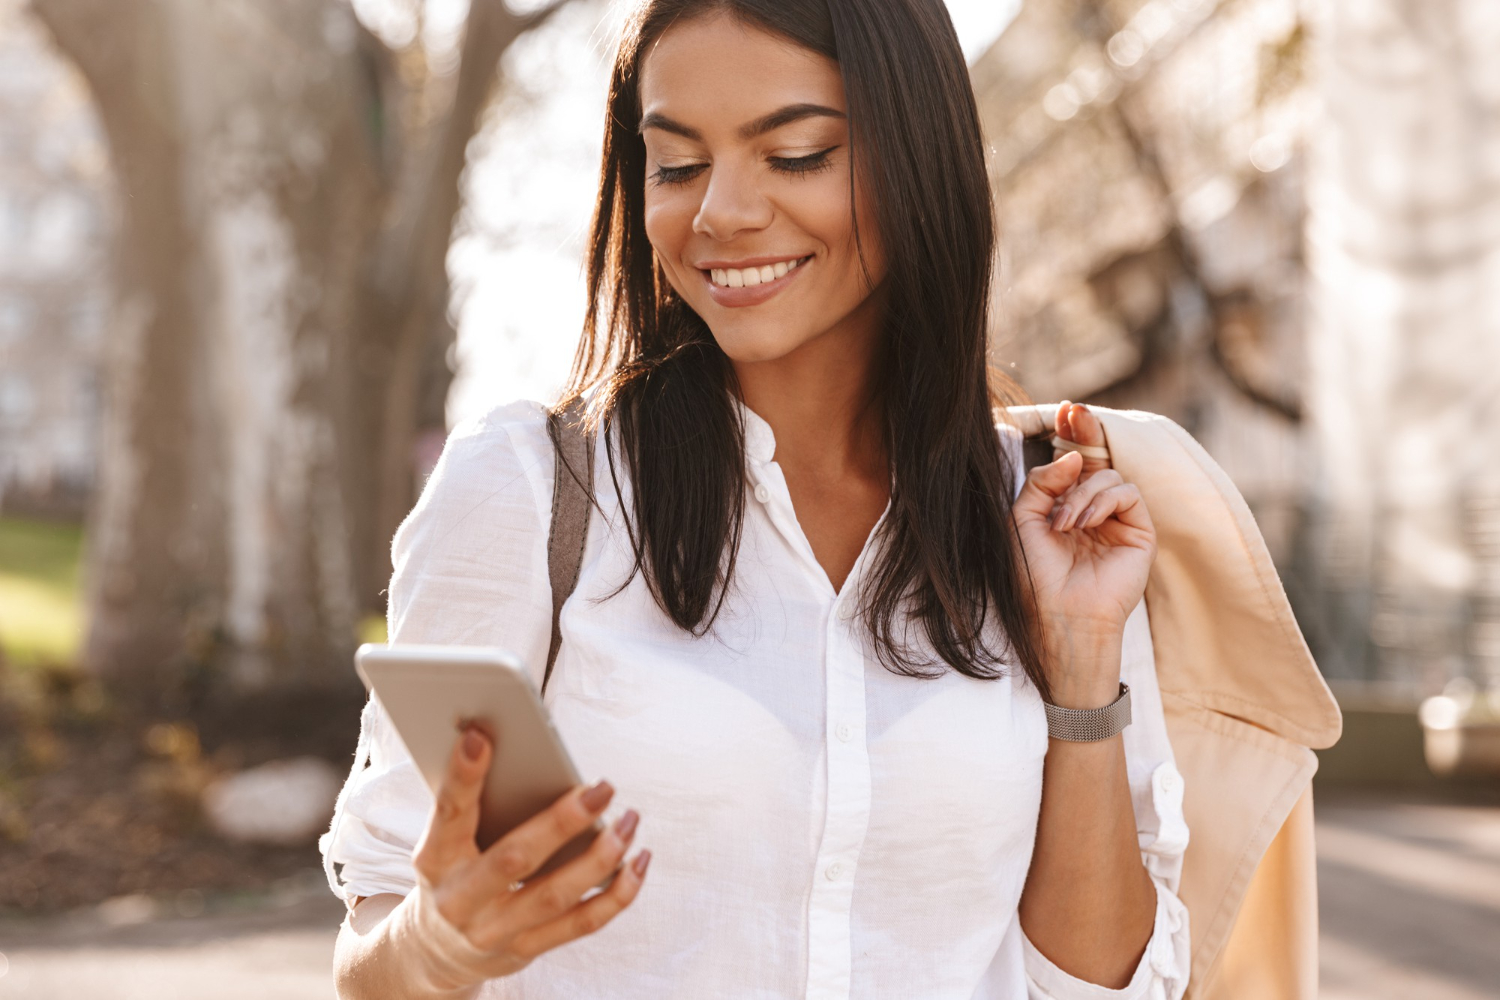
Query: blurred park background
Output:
[[0, 0, 1498, 997]]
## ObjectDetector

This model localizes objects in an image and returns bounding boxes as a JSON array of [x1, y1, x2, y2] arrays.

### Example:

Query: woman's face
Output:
[[637, 12, 887, 365]]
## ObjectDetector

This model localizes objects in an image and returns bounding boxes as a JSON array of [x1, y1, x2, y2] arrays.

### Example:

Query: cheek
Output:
[[643, 194, 694, 275], [830, 178, 885, 291], [786, 174, 855, 249], [792, 172, 878, 284]]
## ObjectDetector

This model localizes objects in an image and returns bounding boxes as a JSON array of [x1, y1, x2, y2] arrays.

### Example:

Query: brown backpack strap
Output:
[[1022, 433, 1052, 475], [543, 395, 595, 698]]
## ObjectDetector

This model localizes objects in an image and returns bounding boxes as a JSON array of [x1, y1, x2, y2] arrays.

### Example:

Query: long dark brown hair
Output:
[[563, 0, 1049, 697]]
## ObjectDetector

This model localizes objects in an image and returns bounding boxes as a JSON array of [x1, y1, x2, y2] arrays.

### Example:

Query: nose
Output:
[[692, 160, 773, 242]]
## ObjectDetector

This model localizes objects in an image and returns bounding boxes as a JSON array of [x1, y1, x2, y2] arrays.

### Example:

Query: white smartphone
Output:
[[354, 643, 608, 884]]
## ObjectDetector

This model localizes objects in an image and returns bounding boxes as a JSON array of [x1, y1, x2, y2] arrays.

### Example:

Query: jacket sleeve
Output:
[[996, 418, 1192, 999], [318, 399, 556, 908]]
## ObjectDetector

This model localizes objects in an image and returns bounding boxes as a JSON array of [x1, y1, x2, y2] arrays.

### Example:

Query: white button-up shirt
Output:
[[320, 398, 1192, 999]]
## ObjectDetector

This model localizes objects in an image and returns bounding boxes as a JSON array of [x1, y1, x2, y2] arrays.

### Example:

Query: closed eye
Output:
[[648, 146, 841, 188]]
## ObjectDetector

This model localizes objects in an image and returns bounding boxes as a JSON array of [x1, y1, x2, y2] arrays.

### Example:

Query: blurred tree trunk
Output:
[[31, 0, 570, 711], [1303, 0, 1500, 691]]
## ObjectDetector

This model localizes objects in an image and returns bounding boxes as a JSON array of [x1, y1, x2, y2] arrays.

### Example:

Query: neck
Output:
[[730, 291, 888, 483]]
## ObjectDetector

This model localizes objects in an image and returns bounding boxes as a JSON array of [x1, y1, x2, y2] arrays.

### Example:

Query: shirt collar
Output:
[[735, 396, 777, 467]]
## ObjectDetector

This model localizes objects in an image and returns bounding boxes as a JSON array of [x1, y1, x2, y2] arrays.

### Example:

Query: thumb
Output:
[[414, 723, 492, 885], [1014, 448, 1083, 518]]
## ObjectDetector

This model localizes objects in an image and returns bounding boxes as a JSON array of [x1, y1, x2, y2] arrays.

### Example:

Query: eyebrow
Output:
[[637, 102, 846, 142]]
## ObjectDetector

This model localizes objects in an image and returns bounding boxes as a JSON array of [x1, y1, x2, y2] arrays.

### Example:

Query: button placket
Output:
[[737, 397, 877, 1000], [804, 609, 872, 1000]]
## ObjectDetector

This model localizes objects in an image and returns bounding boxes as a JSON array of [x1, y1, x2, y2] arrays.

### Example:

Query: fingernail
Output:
[[1051, 505, 1070, 530], [1079, 504, 1096, 526], [462, 728, 484, 760], [613, 809, 639, 840], [632, 849, 652, 877], [581, 780, 614, 812]]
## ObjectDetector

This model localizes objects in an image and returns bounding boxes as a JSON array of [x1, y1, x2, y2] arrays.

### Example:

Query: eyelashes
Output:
[[648, 146, 840, 188]]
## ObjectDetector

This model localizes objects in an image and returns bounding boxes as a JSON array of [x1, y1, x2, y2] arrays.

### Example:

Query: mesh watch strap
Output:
[[1043, 682, 1132, 741]]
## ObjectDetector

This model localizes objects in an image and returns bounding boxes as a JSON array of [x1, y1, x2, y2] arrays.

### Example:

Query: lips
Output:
[[698, 254, 812, 308]]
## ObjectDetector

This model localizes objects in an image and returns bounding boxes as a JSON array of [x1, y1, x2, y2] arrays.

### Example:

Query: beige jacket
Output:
[[1005, 403, 1343, 1000]]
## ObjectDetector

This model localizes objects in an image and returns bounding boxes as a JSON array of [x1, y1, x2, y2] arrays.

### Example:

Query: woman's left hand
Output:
[[1011, 401, 1157, 702]]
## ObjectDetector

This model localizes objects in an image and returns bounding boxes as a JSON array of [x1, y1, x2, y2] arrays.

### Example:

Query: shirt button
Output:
[[835, 722, 852, 742], [824, 862, 844, 880], [1150, 930, 1176, 977], [753, 483, 771, 503]]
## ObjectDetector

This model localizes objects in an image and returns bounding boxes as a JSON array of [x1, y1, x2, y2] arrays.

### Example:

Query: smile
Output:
[[698, 254, 813, 308]]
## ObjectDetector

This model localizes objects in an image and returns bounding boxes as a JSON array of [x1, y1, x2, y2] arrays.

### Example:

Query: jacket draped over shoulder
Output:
[[1004, 403, 1342, 1000]]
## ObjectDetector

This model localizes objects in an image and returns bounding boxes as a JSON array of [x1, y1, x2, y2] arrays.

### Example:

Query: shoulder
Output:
[[431, 398, 554, 504], [387, 397, 560, 655], [441, 397, 553, 480], [391, 398, 556, 563]]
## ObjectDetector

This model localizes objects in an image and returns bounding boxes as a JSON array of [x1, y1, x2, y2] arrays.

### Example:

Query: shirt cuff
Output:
[[1021, 876, 1190, 1000]]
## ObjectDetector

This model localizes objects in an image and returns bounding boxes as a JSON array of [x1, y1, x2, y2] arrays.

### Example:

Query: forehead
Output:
[[638, 12, 845, 122]]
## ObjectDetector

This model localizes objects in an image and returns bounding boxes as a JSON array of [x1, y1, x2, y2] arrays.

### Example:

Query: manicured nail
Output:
[[1079, 504, 1096, 527], [1052, 505, 1070, 530], [632, 849, 652, 877], [462, 728, 484, 760], [613, 809, 639, 841], [581, 780, 614, 812]]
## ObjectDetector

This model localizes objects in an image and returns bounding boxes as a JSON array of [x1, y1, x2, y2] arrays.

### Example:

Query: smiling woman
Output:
[[635, 29, 881, 360], [578, 0, 1038, 679], [325, 2, 1190, 999]]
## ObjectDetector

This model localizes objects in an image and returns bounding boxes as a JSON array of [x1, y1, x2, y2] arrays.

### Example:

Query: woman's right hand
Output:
[[400, 723, 651, 989]]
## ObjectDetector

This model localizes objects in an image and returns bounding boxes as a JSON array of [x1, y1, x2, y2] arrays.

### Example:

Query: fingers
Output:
[[506, 848, 652, 961], [1055, 399, 1076, 442], [412, 724, 492, 888], [1074, 482, 1154, 537], [452, 779, 615, 918], [1055, 400, 1112, 472], [490, 807, 640, 935], [1014, 448, 1086, 518], [1049, 468, 1124, 532]]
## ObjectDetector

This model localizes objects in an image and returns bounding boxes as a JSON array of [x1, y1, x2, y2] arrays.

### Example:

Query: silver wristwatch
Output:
[[1043, 682, 1132, 741]]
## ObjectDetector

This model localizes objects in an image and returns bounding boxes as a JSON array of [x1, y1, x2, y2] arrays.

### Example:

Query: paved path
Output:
[[0, 880, 348, 1000], [1316, 788, 1500, 1000], [1, 790, 1497, 998]]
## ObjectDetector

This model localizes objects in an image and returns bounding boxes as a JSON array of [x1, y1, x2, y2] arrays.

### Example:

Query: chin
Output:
[[707, 324, 812, 365]]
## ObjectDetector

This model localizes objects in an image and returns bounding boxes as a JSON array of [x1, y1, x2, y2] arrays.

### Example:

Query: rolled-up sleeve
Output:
[[318, 399, 556, 909], [1021, 594, 1192, 999], [319, 693, 431, 905]]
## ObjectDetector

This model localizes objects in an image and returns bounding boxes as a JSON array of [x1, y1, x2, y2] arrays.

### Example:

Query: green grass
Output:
[[0, 517, 86, 668], [0, 516, 393, 669], [358, 614, 389, 645]]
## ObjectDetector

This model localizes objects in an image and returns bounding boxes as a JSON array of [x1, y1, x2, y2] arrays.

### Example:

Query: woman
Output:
[[326, 1, 1191, 997]]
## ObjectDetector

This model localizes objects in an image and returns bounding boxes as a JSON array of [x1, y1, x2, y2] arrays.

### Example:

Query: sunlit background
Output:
[[0, 0, 1497, 997]]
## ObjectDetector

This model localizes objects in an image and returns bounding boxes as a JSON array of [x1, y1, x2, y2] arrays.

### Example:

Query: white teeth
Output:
[[708, 256, 808, 288]]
